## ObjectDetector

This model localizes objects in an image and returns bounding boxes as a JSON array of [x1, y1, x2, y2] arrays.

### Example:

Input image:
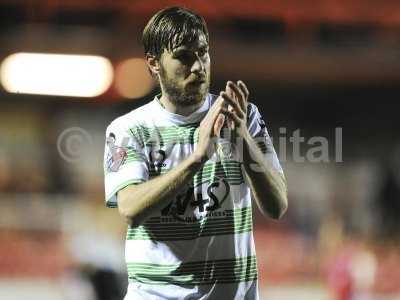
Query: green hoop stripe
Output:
[[126, 227, 253, 241], [256, 141, 270, 154], [127, 256, 257, 285], [148, 160, 244, 186], [145, 207, 249, 222], [125, 149, 145, 161], [129, 125, 200, 147], [131, 216, 251, 232], [127, 207, 253, 240]]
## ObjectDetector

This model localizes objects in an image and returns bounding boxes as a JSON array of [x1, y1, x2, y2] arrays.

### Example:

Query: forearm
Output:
[[241, 132, 288, 219], [118, 153, 204, 226]]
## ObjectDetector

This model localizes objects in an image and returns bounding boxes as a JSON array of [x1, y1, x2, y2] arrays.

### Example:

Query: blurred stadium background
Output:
[[1, 1, 400, 299]]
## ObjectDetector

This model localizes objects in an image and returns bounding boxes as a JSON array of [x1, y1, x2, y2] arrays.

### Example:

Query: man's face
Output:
[[158, 33, 210, 107]]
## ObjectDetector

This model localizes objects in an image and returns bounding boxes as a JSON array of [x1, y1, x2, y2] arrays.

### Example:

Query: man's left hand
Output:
[[220, 80, 250, 139]]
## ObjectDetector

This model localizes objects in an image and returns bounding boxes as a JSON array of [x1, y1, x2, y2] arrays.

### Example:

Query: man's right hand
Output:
[[193, 93, 227, 162]]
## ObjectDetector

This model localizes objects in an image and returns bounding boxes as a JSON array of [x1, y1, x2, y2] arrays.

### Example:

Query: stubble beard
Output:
[[159, 68, 210, 107]]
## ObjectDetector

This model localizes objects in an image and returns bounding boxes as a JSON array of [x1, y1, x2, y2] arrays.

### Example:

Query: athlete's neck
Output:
[[159, 94, 205, 117]]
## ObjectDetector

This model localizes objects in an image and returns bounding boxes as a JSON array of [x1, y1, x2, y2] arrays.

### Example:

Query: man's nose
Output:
[[191, 53, 205, 74]]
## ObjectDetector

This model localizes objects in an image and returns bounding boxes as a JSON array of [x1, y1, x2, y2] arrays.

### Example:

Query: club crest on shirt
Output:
[[216, 141, 235, 160], [106, 133, 127, 172]]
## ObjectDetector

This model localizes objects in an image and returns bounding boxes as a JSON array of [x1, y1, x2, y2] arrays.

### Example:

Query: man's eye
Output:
[[175, 53, 191, 61], [180, 53, 191, 60], [198, 49, 208, 57]]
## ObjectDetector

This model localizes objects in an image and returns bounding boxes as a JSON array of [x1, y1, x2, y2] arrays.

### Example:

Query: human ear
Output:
[[145, 54, 160, 77]]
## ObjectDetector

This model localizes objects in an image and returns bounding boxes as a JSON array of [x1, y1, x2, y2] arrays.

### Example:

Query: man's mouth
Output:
[[187, 74, 206, 84], [188, 78, 205, 85]]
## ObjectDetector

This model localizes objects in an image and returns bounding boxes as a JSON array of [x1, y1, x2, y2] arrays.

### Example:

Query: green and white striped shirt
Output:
[[104, 93, 283, 300]]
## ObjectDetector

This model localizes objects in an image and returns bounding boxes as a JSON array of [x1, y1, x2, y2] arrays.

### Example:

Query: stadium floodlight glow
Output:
[[115, 58, 155, 99], [0, 52, 113, 97]]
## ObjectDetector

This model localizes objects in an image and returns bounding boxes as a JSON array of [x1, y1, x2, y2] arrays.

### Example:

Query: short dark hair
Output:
[[142, 7, 209, 59]]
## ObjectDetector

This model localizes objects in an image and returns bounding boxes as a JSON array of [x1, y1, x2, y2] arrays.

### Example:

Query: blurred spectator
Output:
[[326, 237, 377, 300], [62, 192, 127, 300]]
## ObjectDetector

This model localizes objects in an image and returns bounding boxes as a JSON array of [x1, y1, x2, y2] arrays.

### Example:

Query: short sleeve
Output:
[[103, 121, 149, 208], [246, 103, 284, 174]]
